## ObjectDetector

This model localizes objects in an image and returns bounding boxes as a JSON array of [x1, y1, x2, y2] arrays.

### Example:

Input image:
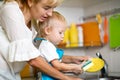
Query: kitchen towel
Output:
[[80, 22, 101, 47]]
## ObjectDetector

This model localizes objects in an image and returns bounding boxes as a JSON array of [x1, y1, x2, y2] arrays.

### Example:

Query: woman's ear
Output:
[[27, 0, 34, 7], [44, 26, 52, 35]]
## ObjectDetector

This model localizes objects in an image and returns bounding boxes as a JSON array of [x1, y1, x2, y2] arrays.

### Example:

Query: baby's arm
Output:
[[51, 59, 83, 74]]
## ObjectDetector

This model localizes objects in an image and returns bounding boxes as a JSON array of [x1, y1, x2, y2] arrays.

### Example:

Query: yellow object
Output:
[[96, 14, 103, 43], [69, 23, 79, 47], [20, 64, 31, 78], [96, 13, 102, 24], [86, 58, 104, 72], [63, 27, 70, 47]]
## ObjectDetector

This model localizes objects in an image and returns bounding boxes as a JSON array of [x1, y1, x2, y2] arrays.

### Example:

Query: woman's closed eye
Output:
[[44, 6, 52, 10]]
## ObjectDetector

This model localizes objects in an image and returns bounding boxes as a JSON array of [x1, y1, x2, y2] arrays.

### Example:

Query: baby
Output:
[[34, 11, 84, 80]]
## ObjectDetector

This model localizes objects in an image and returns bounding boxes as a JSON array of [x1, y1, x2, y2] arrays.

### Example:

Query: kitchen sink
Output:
[[66, 72, 120, 80], [84, 76, 120, 80], [85, 78, 115, 80]]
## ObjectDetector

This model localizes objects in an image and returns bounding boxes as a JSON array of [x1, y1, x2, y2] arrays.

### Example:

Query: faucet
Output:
[[96, 52, 108, 78]]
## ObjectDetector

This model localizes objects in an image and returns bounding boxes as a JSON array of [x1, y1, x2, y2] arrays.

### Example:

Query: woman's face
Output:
[[30, 0, 56, 22]]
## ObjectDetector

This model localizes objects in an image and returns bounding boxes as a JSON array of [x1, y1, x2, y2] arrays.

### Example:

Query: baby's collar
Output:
[[34, 37, 46, 42]]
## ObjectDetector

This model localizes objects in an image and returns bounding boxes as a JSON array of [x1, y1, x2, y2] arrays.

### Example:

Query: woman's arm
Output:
[[62, 55, 89, 64], [51, 59, 83, 74], [28, 56, 83, 80]]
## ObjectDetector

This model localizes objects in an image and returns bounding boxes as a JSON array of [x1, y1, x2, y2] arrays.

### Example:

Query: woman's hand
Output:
[[71, 56, 91, 64], [72, 61, 85, 75], [73, 69, 83, 75], [62, 55, 91, 64]]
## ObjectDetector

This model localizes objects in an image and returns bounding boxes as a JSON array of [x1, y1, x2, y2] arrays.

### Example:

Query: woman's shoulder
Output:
[[0, 1, 23, 21], [0, 1, 19, 11]]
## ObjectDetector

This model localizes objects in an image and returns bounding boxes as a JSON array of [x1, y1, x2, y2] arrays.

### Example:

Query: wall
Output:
[[0, 1, 3, 5], [56, 0, 120, 75], [55, 7, 84, 25], [84, 0, 120, 17]]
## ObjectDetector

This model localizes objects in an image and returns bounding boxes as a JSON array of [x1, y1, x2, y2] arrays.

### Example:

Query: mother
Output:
[[0, 0, 88, 80]]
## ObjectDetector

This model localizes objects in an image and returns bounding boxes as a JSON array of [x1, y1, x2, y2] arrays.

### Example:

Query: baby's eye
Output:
[[59, 32, 62, 34]]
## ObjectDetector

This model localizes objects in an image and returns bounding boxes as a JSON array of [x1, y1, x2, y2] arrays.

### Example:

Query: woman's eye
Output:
[[44, 6, 51, 10]]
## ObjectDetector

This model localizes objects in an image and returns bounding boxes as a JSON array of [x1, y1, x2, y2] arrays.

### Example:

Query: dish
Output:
[[86, 58, 104, 72]]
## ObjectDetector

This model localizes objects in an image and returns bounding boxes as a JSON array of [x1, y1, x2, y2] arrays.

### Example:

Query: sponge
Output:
[[82, 60, 94, 71]]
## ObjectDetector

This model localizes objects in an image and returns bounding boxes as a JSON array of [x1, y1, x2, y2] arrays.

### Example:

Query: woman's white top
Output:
[[0, 1, 41, 80], [38, 40, 59, 62]]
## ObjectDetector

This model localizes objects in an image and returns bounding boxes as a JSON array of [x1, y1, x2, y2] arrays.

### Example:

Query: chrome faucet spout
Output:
[[96, 52, 108, 78]]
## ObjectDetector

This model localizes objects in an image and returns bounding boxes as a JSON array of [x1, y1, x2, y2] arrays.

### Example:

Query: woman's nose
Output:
[[47, 9, 53, 16]]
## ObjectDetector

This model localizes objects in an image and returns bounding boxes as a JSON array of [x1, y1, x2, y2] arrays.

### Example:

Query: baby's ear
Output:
[[44, 26, 52, 34]]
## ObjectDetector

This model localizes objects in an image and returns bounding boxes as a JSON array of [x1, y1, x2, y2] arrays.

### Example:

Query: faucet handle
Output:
[[96, 52, 108, 77], [96, 52, 103, 59]]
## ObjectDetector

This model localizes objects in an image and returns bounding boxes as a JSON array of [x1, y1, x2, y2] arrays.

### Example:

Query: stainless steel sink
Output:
[[82, 75, 120, 80], [84, 77, 120, 80], [67, 71, 120, 80], [86, 78, 114, 80]]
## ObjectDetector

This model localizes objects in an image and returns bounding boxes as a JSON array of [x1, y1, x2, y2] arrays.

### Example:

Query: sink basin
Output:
[[67, 73, 120, 80], [86, 78, 114, 80], [85, 77, 120, 80]]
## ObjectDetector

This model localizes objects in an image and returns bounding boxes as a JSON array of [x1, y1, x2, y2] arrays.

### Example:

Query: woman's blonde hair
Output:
[[4, 0, 63, 10], [37, 11, 66, 38]]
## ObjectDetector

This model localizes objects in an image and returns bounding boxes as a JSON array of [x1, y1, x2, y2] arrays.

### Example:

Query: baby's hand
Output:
[[72, 64, 84, 75], [73, 70, 83, 75]]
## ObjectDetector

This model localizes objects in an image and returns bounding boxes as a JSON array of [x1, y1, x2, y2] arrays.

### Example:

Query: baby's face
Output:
[[47, 20, 67, 45]]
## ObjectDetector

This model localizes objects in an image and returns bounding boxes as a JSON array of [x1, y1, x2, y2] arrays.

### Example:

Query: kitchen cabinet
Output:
[[20, 64, 33, 78]]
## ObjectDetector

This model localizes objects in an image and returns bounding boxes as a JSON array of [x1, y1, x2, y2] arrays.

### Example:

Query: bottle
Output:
[[63, 27, 70, 47], [69, 23, 79, 47], [78, 26, 83, 47]]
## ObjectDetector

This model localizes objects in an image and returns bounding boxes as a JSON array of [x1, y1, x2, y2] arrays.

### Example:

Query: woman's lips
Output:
[[40, 16, 48, 21]]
